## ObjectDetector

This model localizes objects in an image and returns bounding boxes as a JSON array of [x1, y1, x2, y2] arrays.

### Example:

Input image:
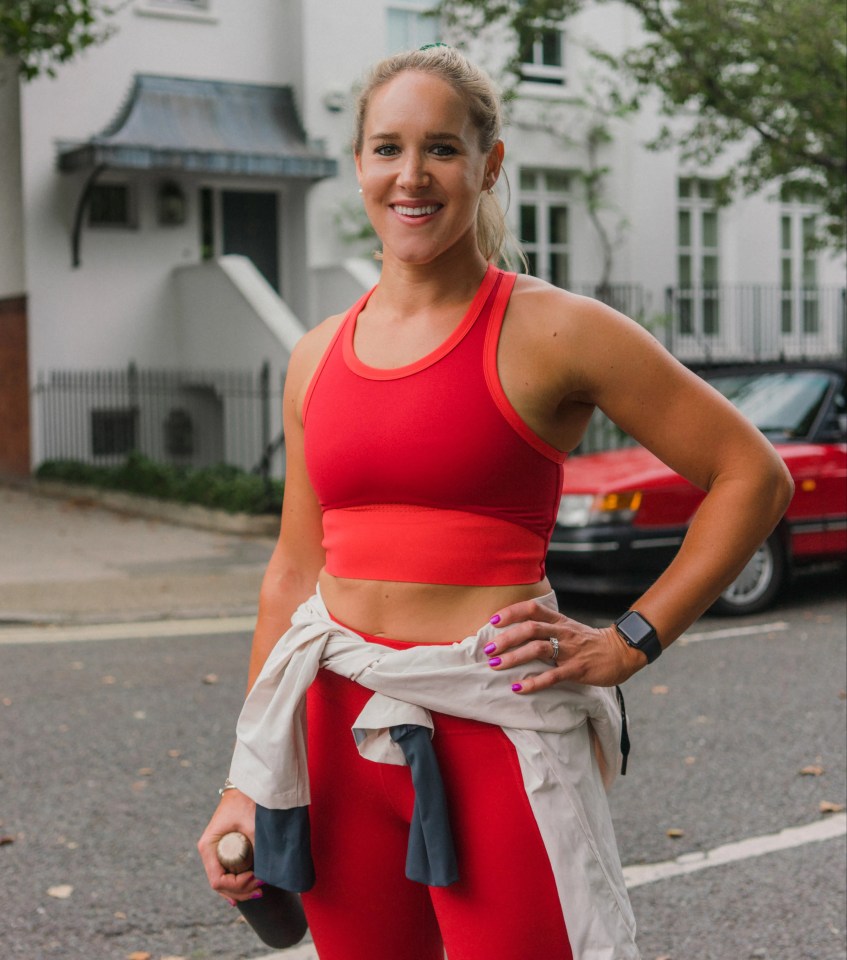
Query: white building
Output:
[[0, 0, 843, 476]]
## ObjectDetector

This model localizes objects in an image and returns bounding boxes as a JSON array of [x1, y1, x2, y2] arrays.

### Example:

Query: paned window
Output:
[[518, 22, 566, 85], [88, 183, 136, 229], [780, 185, 820, 335], [519, 169, 571, 287], [387, 2, 438, 53], [677, 177, 720, 337]]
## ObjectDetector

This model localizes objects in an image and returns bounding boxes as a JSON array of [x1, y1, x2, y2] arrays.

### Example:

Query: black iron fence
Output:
[[34, 362, 284, 479], [663, 284, 846, 362]]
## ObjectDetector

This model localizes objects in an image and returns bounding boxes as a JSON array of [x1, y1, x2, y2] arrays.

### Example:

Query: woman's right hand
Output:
[[197, 789, 263, 905]]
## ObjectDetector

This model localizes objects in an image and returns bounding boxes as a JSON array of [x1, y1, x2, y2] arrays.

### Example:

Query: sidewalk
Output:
[[0, 481, 277, 625]]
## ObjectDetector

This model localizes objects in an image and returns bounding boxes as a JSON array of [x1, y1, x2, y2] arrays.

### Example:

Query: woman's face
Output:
[[355, 70, 502, 266]]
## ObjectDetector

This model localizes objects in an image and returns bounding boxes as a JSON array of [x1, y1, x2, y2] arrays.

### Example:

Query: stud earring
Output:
[[358, 187, 363, 194]]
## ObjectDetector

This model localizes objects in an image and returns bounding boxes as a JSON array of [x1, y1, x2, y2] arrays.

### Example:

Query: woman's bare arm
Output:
[[487, 288, 794, 689]]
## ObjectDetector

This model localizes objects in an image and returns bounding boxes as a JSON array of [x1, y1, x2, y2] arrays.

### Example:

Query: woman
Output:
[[198, 45, 792, 960]]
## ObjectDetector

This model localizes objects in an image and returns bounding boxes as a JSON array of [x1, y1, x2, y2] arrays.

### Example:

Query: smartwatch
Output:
[[614, 610, 662, 664]]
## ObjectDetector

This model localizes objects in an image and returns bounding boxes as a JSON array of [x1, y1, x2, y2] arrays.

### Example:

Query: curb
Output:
[[16, 479, 281, 538]]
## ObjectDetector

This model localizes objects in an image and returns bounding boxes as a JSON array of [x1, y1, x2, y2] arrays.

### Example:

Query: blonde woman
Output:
[[199, 46, 792, 960]]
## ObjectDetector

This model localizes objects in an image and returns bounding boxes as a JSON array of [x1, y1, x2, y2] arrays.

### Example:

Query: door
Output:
[[221, 190, 280, 291]]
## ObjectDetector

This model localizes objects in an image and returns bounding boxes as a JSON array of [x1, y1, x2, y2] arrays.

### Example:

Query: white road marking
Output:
[[678, 621, 790, 645], [623, 813, 847, 888], [247, 818, 847, 958], [0, 615, 256, 645]]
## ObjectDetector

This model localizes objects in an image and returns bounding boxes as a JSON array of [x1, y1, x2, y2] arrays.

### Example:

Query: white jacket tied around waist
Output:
[[230, 589, 640, 960]]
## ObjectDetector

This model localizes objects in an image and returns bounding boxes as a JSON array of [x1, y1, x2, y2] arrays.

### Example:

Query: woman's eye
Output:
[[375, 144, 399, 157], [431, 144, 458, 156]]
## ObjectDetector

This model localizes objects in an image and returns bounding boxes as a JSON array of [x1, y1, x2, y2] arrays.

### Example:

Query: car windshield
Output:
[[707, 370, 834, 439]]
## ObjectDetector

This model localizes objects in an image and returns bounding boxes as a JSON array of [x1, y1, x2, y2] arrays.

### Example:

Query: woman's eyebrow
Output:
[[367, 131, 462, 141]]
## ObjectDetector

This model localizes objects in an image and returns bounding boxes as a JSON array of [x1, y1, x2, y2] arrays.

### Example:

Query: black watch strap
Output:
[[614, 610, 662, 664]]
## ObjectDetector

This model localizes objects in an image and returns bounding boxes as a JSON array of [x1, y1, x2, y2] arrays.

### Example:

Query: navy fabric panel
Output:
[[253, 804, 316, 892], [389, 724, 459, 887]]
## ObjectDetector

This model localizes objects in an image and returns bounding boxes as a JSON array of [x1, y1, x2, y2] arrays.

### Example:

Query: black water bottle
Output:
[[217, 831, 308, 949]]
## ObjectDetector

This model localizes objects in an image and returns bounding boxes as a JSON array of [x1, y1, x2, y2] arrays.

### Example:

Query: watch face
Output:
[[618, 611, 654, 646]]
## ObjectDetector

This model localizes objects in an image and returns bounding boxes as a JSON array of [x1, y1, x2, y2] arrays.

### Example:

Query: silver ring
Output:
[[549, 637, 560, 663]]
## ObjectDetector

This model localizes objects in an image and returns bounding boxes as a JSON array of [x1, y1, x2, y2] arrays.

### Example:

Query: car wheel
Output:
[[711, 533, 787, 616]]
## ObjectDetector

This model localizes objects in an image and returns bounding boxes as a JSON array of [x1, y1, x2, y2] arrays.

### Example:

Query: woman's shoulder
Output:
[[508, 273, 617, 327], [288, 311, 347, 382]]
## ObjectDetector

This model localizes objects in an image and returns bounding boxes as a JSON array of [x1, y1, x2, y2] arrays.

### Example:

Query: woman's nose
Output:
[[397, 153, 429, 190]]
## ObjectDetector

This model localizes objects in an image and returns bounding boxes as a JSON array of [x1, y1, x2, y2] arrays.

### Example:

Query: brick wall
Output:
[[0, 296, 30, 476]]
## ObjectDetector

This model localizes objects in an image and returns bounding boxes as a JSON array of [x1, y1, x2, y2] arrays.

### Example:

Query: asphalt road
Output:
[[1, 569, 844, 960]]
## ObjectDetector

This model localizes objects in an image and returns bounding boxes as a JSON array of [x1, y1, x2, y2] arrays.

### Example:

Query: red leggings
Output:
[[300, 629, 573, 960]]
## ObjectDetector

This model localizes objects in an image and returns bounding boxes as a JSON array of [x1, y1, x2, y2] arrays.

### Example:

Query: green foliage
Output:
[[35, 452, 284, 515], [437, 0, 847, 247], [0, 0, 121, 80]]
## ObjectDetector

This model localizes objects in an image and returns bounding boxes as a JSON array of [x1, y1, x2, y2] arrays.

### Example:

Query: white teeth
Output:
[[394, 204, 439, 217]]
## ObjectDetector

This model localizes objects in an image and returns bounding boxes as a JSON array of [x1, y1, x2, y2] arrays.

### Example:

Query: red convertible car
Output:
[[547, 362, 847, 614]]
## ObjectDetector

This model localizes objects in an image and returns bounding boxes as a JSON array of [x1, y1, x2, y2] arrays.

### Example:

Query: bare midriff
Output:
[[318, 570, 552, 644]]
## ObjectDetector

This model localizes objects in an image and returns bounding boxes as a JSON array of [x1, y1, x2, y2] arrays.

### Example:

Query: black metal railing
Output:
[[663, 284, 846, 362], [33, 362, 284, 481]]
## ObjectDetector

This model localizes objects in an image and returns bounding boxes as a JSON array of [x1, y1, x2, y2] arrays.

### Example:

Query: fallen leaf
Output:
[[838, 690, 846, 701], [133, 711, 146, 720], [47, 885, 74, 899], [820, 801, 845, 814], [800, 765, 825, 776], [126, 953, 152, 960], [102, 676, 116, 685], [179, 759, 192, 768], [167, 749, 181, 758], [131, 781, 147, 793], [202, 673, 219, 685], [656, 955, 673, 960], [114, 911, 127, 919], [0, 835, 15, 846], [684, 756, 697, 765], [137, 768, 154, 777], [2, 698, 12, 707], [666, 828, 685, 839], [651, 685, 669, 695], [161, 956, 187, 960]]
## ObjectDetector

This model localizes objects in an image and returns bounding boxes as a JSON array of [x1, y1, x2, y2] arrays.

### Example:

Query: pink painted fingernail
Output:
[[250, 891, 264, 900], [488, 657, 502, 667], [484, 642, 496, 654], [227, 898, 237, 907], [511, 683, 523, 692], [255, 880, 266, 887], [490, 614, 501, 625]]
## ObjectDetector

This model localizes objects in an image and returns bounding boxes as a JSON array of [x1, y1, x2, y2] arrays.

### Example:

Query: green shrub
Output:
[[35, 454, 283, 515]]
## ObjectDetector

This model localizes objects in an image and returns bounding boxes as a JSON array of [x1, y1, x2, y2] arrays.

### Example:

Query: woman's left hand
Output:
[[485, 597, 648, 692]]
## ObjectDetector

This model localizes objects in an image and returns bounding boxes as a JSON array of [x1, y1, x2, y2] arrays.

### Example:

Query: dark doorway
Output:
[[221, 191, 280, 291]]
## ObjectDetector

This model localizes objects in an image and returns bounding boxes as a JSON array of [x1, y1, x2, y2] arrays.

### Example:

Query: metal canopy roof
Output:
[[57, 74, 337, 180]]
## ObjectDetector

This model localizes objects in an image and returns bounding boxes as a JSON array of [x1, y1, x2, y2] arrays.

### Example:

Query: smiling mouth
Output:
[[392, 204, 442, 217]]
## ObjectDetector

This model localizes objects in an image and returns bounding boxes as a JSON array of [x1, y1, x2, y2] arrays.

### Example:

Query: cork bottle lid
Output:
[[216, 831, 254, 874]]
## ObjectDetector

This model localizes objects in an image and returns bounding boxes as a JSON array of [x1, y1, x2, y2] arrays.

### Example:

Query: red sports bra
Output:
[[302, 264, 566, 586]]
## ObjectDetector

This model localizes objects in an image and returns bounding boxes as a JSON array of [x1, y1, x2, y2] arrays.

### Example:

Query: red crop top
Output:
[[302, 264, 566, 585]]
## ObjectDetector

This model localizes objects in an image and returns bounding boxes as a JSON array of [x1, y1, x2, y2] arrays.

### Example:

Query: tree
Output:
[[0, 1, 121, 80], [437, 0, 847, 247]]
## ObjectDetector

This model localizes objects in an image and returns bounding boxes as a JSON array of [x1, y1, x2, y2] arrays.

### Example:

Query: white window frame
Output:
[[386, 1, 439, 54], [135, 0, 216, 24], [677, 177, 720, 339], [780, 189, 821, 337], [518, 21, 567, 88], [518, 169, 571, 288]]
